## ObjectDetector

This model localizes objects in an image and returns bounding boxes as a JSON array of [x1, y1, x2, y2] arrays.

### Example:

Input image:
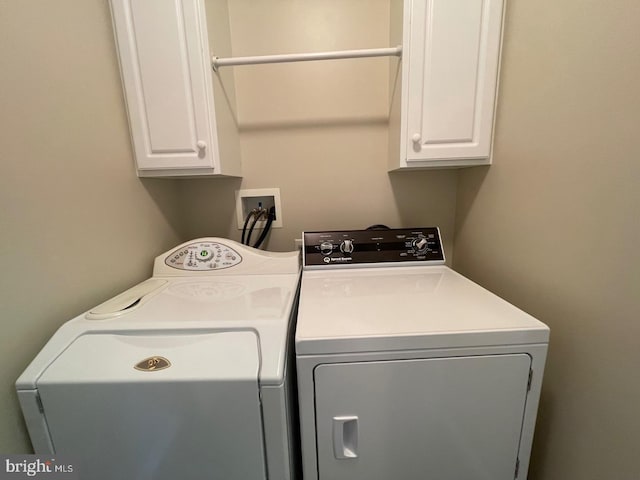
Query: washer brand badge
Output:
[[134, 356, 171, 372]]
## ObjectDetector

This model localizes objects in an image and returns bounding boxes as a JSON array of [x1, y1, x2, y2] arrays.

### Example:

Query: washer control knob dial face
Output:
[[413, 235, 429, 253], [196, 248, 213, 262], [340, 239, 354, 254], [320, 241, 334, 256]]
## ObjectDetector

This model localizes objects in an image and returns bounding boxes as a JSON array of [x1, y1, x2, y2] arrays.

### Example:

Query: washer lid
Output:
[[37, 331, 259, 384], [86, 279, 167, 320], [296, 266, 549, 355]]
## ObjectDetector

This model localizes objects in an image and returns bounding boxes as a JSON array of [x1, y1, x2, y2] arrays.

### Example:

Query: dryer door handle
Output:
[[332, 416, 359, 459]]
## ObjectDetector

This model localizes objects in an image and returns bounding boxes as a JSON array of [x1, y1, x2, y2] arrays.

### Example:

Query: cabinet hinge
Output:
[[35, 393, 44, 414], [514, 458, 520, 479], [527, 368, 533, 392]]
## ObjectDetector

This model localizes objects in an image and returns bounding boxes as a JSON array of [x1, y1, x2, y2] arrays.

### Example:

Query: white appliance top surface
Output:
[[18, 273, 299, 389], [17, 238, 301, 390], [120, 274, 298, 324], [295, 265, 549, 355]]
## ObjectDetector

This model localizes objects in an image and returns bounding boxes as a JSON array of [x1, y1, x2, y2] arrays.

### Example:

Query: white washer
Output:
[[16, 238, 301, 480], [296, 228, 549, 480]]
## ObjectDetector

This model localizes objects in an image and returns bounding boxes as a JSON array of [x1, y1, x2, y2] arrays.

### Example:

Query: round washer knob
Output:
[[320, 241, 334, 256], [340, 239, 354, 254], [196, 248, 213, 262]]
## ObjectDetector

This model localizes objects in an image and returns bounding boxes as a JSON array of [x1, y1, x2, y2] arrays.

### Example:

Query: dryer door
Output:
[[37, 331, 266, 480], [314, 354, 531, 480]]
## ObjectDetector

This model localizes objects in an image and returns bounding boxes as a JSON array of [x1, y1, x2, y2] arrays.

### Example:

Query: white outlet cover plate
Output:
[[236, 188, 283, 229]]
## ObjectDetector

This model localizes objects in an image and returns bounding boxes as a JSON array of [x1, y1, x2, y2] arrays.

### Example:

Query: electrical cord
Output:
[[253, 206, 276, 249], [246, 208, 268, 246], [366, 224, 391, 230]]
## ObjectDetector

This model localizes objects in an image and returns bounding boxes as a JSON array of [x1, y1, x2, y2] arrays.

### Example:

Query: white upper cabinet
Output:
[[109, 0, 503, 175], [109, 0, 240, 177], [390, 0, 506, 169]]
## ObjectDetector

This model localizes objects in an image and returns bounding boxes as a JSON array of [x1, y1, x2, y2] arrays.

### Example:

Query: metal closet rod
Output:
[[212, 45, 402, 70]]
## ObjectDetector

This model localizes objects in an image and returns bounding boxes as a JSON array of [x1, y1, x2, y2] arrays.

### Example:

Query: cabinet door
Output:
[[314, 354, 530, 480], [405, 0, 504, 163], [110, 0, 217, 172]]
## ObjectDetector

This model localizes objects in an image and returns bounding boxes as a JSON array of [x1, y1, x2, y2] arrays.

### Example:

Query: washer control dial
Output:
[[165, 242, 242, 270], [195, 247, 213, 262]]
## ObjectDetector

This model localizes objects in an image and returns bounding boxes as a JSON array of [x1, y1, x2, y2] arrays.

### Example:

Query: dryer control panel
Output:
[[303, 227, 445, 268], [164, 241, 242, 271]]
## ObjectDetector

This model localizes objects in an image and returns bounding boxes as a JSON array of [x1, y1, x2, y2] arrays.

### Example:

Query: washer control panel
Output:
[[164, 241, 242, 271], [303, 227, 445, 268]]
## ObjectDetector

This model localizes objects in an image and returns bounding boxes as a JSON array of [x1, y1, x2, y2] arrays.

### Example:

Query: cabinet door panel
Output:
[[130, 1, 196, 153], [111, 0, 215, 171], [406, 0, 504, 162], [314, 354, 530, 480]]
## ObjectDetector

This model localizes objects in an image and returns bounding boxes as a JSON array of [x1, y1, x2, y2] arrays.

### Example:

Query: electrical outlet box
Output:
[[236, 188, 283, 229]]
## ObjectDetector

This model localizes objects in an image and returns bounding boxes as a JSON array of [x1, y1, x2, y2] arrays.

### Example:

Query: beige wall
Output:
[[182, 0, 459, 256], [454, 0, 640, 478], [0, 1, 183, 452]]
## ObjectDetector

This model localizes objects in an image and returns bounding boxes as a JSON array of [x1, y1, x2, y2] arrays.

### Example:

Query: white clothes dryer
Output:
[[17, 238, 301, 480], [296, 228, 549, 480]]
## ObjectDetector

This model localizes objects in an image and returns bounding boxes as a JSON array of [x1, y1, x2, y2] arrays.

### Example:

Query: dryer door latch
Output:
[[332, 416, 359, 459]]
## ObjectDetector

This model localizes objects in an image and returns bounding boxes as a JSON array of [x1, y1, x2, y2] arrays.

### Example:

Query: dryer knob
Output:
[[413, 236, 429, 253], [320, 242, 334, 256], [340, 240, 354, 254]]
